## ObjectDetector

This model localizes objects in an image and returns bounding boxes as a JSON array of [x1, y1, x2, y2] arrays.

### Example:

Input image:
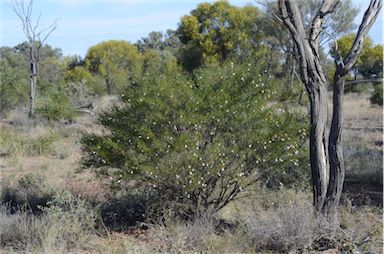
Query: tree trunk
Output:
[[323, 71, 346, 216], [106, 79, 112, 95], [307, 83, 329, 212], [278, 0, 382, 218], [29, 60, 37, 118]]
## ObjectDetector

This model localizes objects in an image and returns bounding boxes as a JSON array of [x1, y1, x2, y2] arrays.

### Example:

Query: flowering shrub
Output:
[[81, 60, 308, 217]]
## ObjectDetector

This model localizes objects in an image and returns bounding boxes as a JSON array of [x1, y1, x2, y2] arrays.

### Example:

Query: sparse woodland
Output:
[[0, 0, 383, 253]]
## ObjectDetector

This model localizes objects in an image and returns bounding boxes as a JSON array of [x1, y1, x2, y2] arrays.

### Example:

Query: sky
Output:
[[0, 0, 382, 57]]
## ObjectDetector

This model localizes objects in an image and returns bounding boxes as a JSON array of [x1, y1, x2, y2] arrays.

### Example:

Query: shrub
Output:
[[36, 88, 76, 121], [100, 189, 150, 230], [27, 131, 59, 156], [0, 190, 97, 252], [0, 126, 25, 161], [148, 212, 217, 253], [370, 83, 383, 106], [0, 174, 54, 214], [41, 190, 97, 250], [64, 65, 105, 96], [81, 60, 309, 218], [0, 206, 45, 250], [64, 80, 97, 109], [0, 126, 59, 163], [244, 200, 338, 252]]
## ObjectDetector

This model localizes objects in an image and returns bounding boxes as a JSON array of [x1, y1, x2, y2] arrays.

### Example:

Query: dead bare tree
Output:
[[277, 0, 382, 217], [11, 0, 57, 118]]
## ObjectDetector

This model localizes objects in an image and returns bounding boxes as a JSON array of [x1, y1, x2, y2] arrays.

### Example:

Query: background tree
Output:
[[277, 0, 382, 217], [142, 49, 180, 75], [136, 31, 166, 52], [11, 0, 57, 118], [177, 1, 262, 71], [85, 40, 142, 95], [0, 46, 28, 118], [358, 44, 383, 79]]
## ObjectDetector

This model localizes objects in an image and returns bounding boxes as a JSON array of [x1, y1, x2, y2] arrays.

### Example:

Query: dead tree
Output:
[[277, 0, 382, 217], [11, 0, 57, 118]]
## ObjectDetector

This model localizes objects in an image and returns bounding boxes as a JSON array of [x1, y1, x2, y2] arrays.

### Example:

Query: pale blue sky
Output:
[[1, 0, 382, 57]]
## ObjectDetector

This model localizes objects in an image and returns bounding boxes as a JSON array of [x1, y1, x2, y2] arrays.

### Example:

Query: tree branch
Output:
[[343, 0, 382, 73], [262, 0, 283, 23], [278, 0, 309, 84], [345, 78, 383, 86], [309, 0, 341, 55]]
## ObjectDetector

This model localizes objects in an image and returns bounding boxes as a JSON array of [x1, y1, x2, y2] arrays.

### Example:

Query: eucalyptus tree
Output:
[[277, 0, 382, 216]]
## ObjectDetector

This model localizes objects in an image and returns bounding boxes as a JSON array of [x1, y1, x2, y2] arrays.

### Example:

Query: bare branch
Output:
[[33, 12, 41, 32], [12, 0, 57, 50], [37, 20, 58, 46], [309, 0, 341, 54], [345, 78, 383, 86], [262, 0, 283, 23], [343, 0, 382, 72], [322, 30, 345, 68]]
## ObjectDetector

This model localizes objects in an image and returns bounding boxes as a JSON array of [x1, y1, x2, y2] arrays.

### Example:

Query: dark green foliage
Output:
[[136, 30, 181, 54], [0, 46, 28, 116], [370, 84, 383, 106], [81, 60, 309, 217]]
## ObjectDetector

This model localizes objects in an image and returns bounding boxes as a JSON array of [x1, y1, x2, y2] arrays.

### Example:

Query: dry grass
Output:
[[342, 92, 382, 150], [0, 190, 98, 253]]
